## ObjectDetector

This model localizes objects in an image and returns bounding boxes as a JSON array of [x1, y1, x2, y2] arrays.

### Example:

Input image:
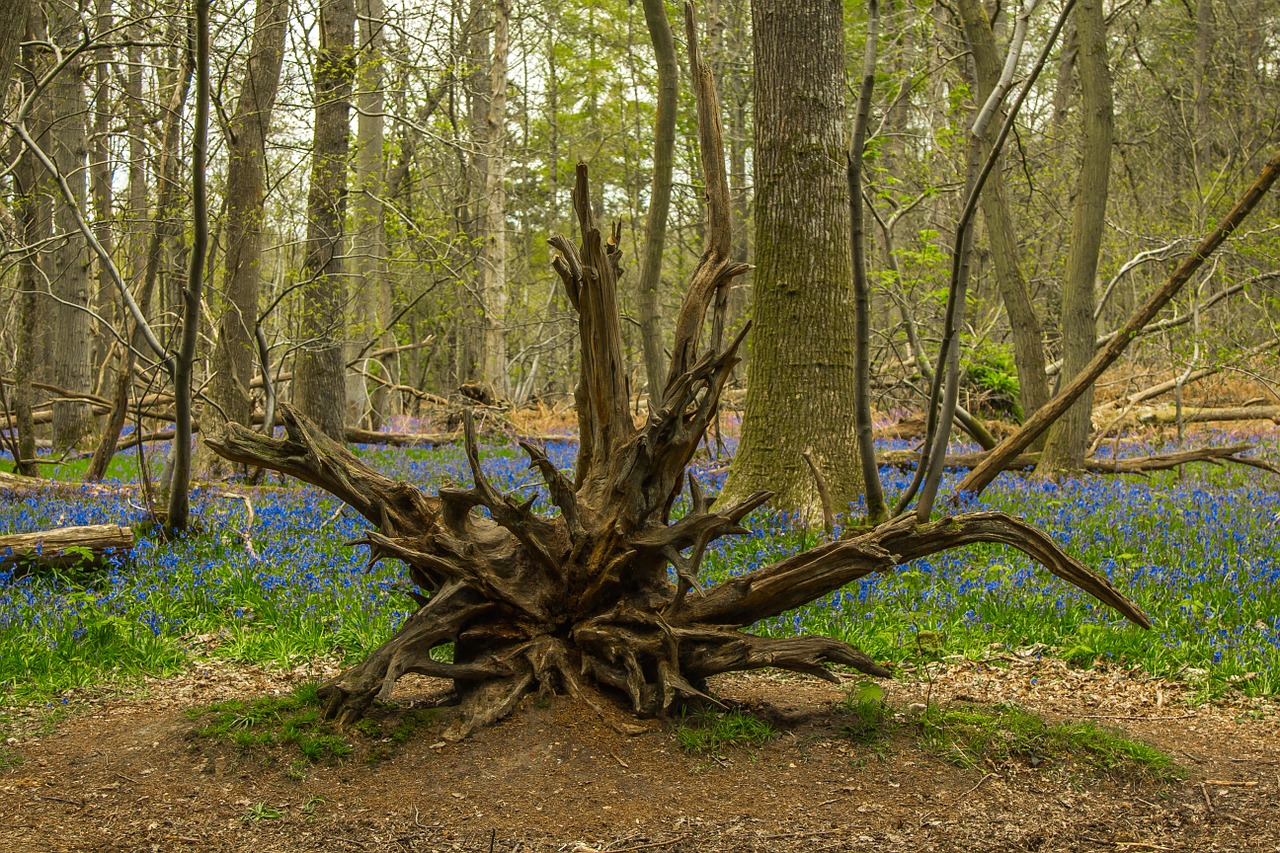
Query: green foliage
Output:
[[919, 701, 1180, 779], [242, 802, 284, 822], [962, 343, 1022, 420], [675, 706, 775, 755], [189, 682, 352, 764], [839, 680, 895, 745]]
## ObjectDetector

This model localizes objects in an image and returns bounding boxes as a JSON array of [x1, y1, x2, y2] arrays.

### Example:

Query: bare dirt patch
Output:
[[3, 656, 1278, 853]]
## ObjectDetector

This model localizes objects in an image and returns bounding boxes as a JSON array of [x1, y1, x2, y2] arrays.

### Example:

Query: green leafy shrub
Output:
[[963, 343, 1022, 420]]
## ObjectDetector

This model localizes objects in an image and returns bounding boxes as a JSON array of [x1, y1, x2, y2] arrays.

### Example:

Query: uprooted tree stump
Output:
[[205, 18, 1149, 739], [205, 170, 1150, 739]]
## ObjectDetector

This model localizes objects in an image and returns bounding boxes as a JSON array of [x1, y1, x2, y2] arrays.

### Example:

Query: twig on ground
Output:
[[958, 772, 998, 799]]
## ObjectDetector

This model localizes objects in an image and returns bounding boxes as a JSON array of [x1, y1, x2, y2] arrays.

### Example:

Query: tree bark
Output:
[[0, 524, 133, 573], [721, 0, 864, 514], [10, 10, 51, 479], [201, 0, 290, 475], [165, 0, 211, 531], [49, 0, 95, 450], [636, 0, 678, 397], [1037, 0, 1112, 474], [295, 0, 357, 441], [478, 0, 510, 397], [0, 0, 28, 116]]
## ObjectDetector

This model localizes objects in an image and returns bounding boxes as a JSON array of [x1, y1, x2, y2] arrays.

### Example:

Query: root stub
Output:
[[208, 156, 1150, 737]]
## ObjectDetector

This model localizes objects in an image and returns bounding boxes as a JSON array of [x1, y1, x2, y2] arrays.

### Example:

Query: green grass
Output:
[[188, 682, 353, 763], [917, 701, 1181, 780], [675, 706, 776, 754]]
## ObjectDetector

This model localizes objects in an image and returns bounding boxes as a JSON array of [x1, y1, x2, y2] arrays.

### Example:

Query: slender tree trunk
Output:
[[635, 0, 678, 397], [1037, 0, 1112, 473], [721, 0, 864, 514], [352, 0, 395, 428], [10, 11, 47, 477], [89, 0, 115, 395], [126, 0, 147, 292], [955, 0, 1050, 427], [1192, 0, 1214, 165], [50, 0, 95, 450], [478, 0, 510, 397], [456, 0, 490, 386], [295, 0, 357, 441], [166, 0, 210, 531], [200, 0, 289, 475]]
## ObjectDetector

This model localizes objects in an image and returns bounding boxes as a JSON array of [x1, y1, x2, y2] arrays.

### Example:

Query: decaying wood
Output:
[[206, 6, 1149, 739], [879, 443, 1273, 475], [1135, 405, 1280, 426], [0, 523, 133, 572]]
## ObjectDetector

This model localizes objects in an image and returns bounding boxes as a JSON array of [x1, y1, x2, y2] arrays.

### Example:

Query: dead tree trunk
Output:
[[207, 11, 1149, 739], [0, 524, 133, 573]]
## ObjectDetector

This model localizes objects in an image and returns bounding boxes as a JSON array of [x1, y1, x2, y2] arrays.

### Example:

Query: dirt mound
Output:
[[2, 659, 1277, 852]]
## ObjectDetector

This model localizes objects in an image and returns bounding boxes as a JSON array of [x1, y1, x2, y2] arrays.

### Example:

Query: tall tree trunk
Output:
[[478, 0, 510, 397], [166, 0, 210, 531], [351, 0, 395, 428], [295, 0, 356, 441], [200, 0, 289, 475], [49, 0, 95, 450], [455, 0, 490, 386], [635, 0, 678, 397], [89, 0, 115, 395], [1037, 0, 1112, 474], [10, 10, 48, 477], [956, 0, 1050, 426], [126, 0, 147, 292], [0, 0, 29, 116], [721, 0, 864, 513], [1192, 0, 1214, 165]]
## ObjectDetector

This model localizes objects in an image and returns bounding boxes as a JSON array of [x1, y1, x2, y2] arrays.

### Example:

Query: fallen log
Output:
[[878, 443, 1273, 475], [0, 523, 134, 573], [1136, 405, 1280, 426]]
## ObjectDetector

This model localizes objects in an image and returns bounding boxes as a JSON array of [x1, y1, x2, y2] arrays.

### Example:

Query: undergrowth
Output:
[[835, 682, 1180, 781], [675, 706, 776, 754], [187, 682, 353, 763], [919, 701, 1181, 780]]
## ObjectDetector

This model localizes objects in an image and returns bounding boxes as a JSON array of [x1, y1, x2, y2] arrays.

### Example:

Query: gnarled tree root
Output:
[[207, 72, 1150, 738]]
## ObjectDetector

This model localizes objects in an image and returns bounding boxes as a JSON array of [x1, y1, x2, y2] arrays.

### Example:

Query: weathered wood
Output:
[[878, 443, 1269, 475], [0, 524, 133, 571], [1136, 405, 1280, 426], [204, 5, 1149, 739]]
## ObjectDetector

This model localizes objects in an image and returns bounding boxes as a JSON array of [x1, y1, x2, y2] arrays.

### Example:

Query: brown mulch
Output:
[[2, 655, 1278, 853]]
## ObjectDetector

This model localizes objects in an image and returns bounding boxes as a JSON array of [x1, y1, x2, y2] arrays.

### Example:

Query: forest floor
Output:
[[2, 654, 1278, 853]]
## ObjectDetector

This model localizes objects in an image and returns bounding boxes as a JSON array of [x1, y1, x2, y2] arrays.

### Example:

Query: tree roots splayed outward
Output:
[[206, 13, 1148, 739]]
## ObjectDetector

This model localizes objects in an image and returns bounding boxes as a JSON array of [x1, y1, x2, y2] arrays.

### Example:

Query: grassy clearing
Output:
[[2, 429, 1278, 712]]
